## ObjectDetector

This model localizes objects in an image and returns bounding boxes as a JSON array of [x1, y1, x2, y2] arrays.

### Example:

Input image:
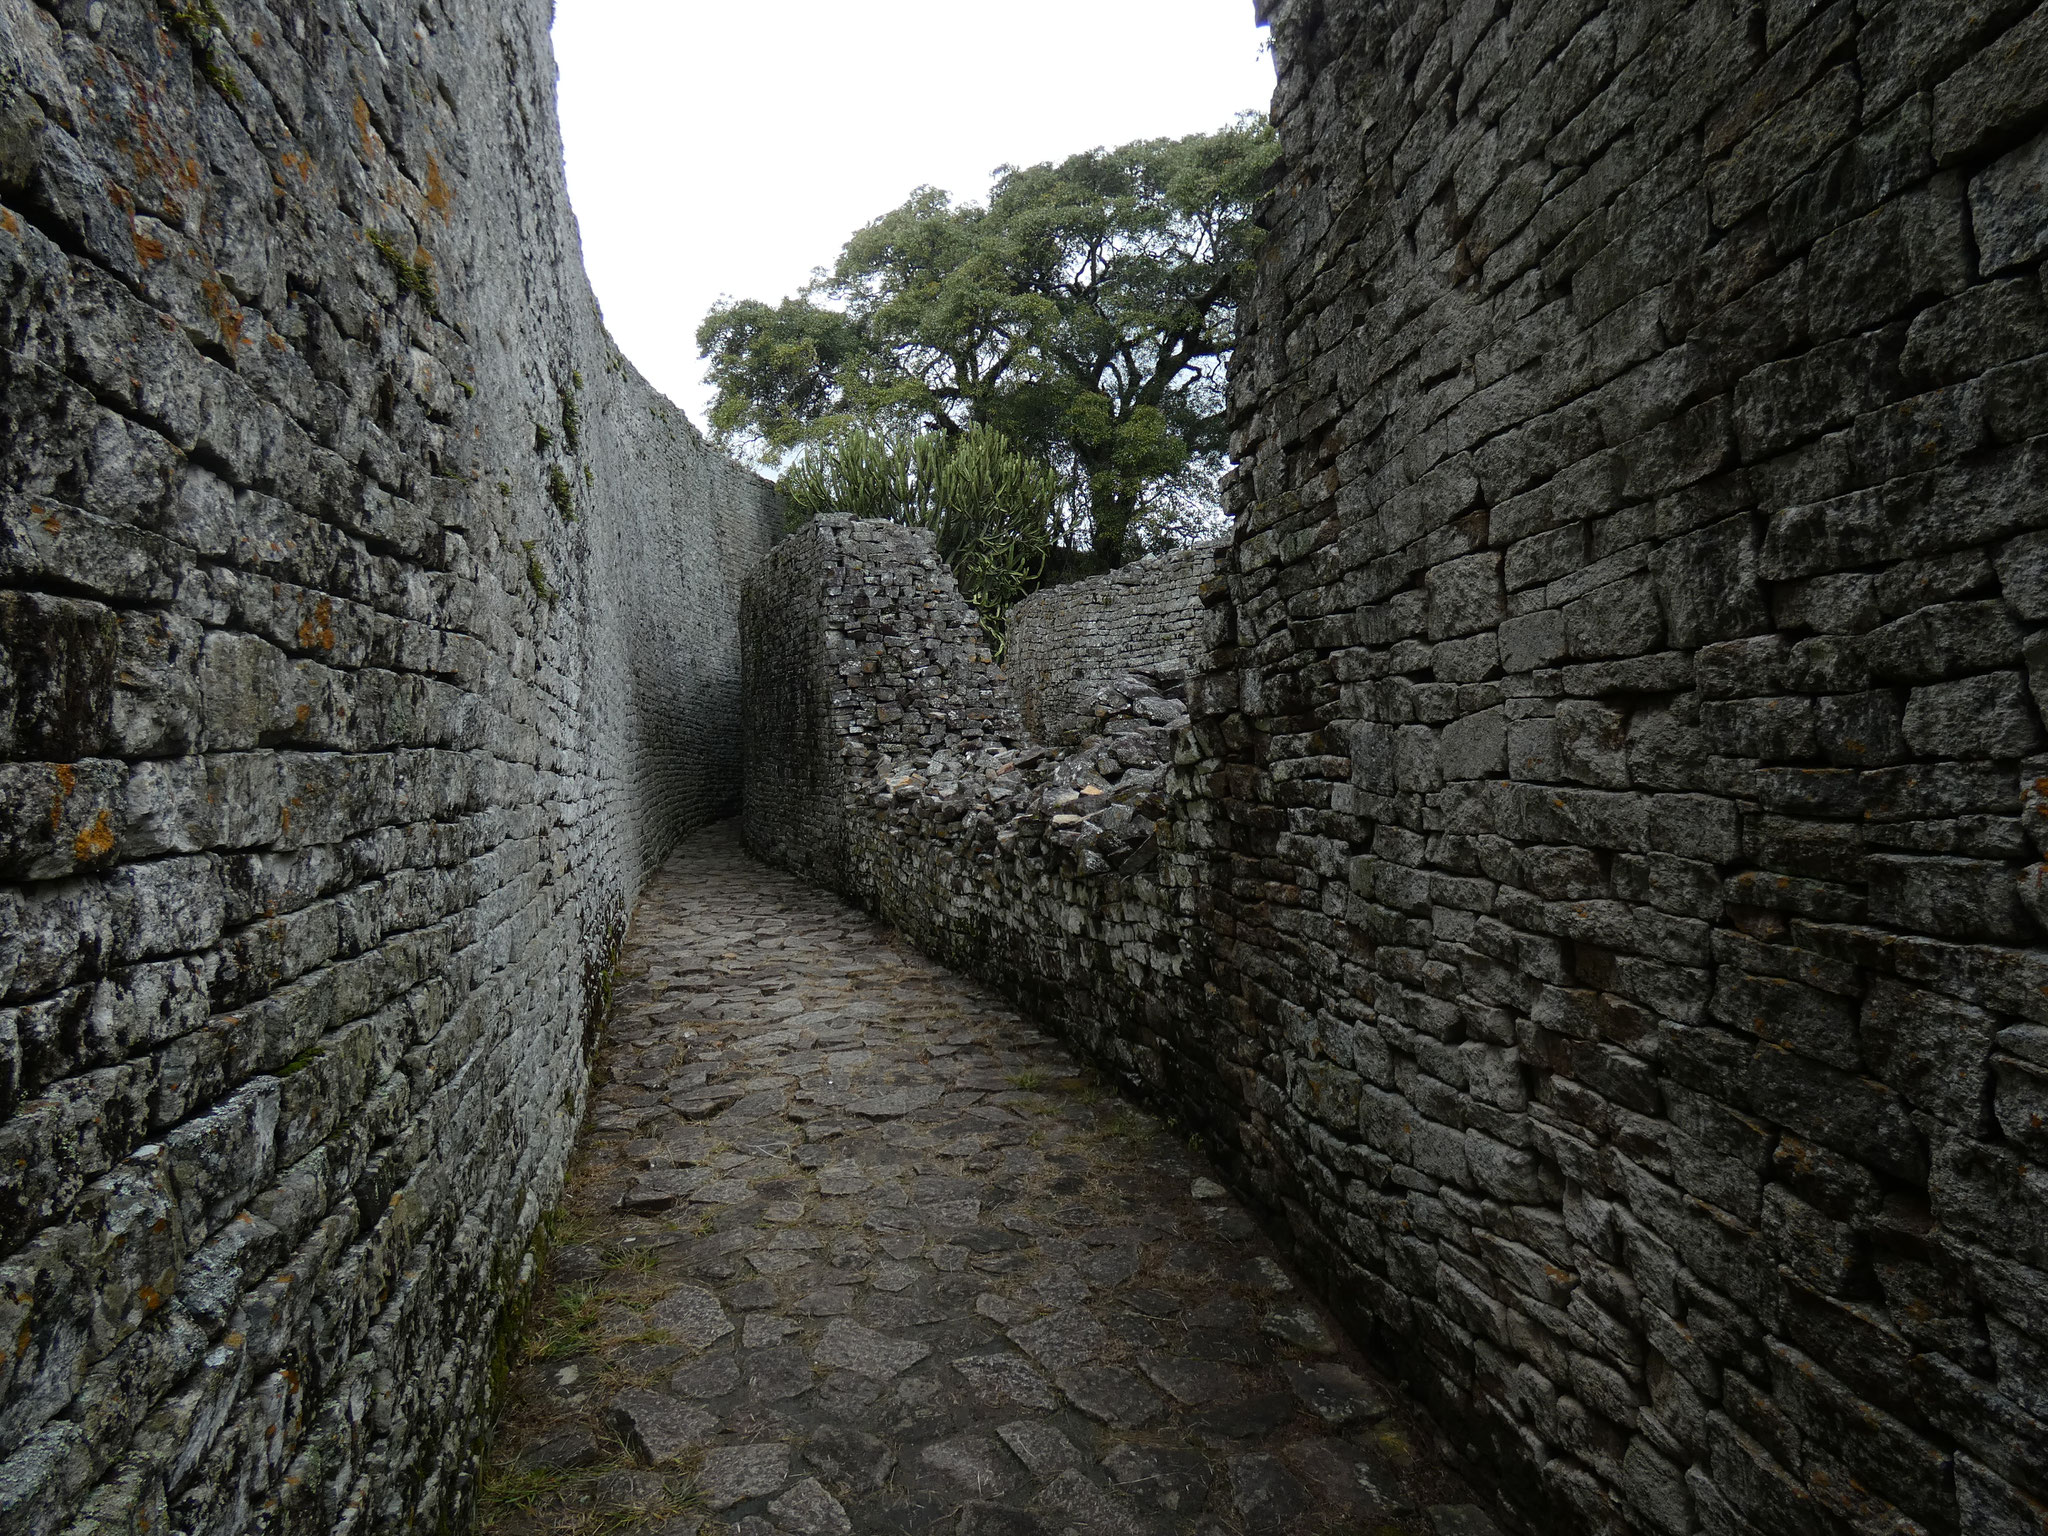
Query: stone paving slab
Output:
[[481, 821, 1495, 1536]]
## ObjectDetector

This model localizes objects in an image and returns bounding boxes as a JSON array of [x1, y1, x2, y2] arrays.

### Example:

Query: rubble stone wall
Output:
[[0, 6, 779, 1536], [743, 3, 2048, 1534], [739, 515, 1205, 1100], [1005, 543, 1225, 744]]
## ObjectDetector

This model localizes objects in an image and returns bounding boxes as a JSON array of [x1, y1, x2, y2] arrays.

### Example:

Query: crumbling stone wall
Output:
[[744, 2, 2048, 1534], [0, 5, 779, 1536], [739, 517, 1205, 1087], [740, 518, 1017, 890], [1005, 542, 1224, 744]]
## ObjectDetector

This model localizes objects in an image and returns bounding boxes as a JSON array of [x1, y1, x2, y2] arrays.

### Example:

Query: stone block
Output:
[[1933, 5, 2048, 162], [1650, 515, 1769, 649], [1808, 181, 1972, 344], [1427, 553, 1505, 641], [1564, 573, 1664, 660], [1555, 700, 1630, 788], [1955, 1453, 2048, 1536], [1992, 1052, 2048, 1150], [1903, 278, 2048, 387], [1867, 853, 2032, 942], [1902, 671, 2042, 758], [1735, 327, 1906, 462], [1970, 125, 2048, 273]]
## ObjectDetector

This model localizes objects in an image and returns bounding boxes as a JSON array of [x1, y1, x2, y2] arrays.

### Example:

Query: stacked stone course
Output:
[[1005, 543, 1224, 745], [0, 6, 777, 1536], [743, 3, 2048, 1534]]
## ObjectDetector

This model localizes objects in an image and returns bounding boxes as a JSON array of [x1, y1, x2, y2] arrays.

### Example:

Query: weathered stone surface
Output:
[[697, 1442, 792, 1510], [648, 1285, 735, 1349], [766, 1476, 853, 1536], [736, 7, 2048, 1536], [1006, 545, 1223, 746], [607, 1390, 716, 1465], [0, 5, 779, 1536]]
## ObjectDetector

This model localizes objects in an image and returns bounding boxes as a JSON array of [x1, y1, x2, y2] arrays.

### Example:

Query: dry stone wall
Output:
[[1211, 2, 2048, 1534], [1005, 543, 1224, 745], [742, 3, 2048, 1535], [739, 517, 1206, 1090], [0, 6, 779, 1536]]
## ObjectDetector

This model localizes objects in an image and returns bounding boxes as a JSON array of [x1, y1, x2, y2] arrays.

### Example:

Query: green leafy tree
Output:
[[699, 116, 1278, 567], [783, 425, 1055, 651]]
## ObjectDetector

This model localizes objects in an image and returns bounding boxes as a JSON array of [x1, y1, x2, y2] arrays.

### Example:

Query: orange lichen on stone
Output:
[[48, 762, 77, 832], [298, 598, 336, 651], [73, 809, 114, 862], [200, 275, 244, 347], [134, 227, 167, 265], [424, 153, 452, 219]]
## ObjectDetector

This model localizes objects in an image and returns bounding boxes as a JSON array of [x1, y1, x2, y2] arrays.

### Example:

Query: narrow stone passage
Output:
[[482, 822, 1494, 1536]]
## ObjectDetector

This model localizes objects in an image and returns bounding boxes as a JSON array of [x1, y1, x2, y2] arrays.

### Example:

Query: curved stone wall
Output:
[[0, 6, 778, 1536], [1005, 543, 1225, 745], [1216, 2, 2048, 1531], [742, 4, 2048, 1534]]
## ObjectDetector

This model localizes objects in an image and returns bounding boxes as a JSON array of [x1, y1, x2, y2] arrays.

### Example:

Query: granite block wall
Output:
[[1207, 2, 2048, 1533], [741, 3, 2048, 1533], [740, 518, 1018, 891], [740, 513, 1209, 1074], [1005, 543, 1225, 745], [0, 6, 779, 1536]]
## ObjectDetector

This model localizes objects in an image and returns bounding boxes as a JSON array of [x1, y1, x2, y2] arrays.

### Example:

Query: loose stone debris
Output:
[[482, 821, 1497, 1536]]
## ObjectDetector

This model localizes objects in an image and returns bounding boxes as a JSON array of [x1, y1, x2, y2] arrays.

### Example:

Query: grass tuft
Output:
[[560, 386, 582, 452], [547, 465, 577, 521], [522, 540, 558, 606], [167, 3, 243, 101], [366, 229, 438, 308]]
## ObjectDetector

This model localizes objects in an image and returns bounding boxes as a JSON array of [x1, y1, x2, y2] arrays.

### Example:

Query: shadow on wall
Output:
[[738, 1, 2048, 1531]]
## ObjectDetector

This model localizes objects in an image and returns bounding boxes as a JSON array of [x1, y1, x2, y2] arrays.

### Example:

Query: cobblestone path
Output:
[[482, 822, 1493, 1536]]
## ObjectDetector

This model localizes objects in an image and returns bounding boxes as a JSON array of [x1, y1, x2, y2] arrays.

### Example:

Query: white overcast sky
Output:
[[551, 1, 1276, 431]]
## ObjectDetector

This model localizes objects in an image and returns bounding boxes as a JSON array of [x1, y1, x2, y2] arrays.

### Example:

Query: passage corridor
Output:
[[482, 822, 1494, 1536]]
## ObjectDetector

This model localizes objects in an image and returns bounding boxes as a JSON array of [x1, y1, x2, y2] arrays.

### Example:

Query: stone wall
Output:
[[740, 518, 1018, 891], [739, 515, 1203, 1086], [1212, 2, 2048, 1533], [742, 3, 2048, 1534], [1005, 542, 1224, 744], [0, 6, 780, 1536]]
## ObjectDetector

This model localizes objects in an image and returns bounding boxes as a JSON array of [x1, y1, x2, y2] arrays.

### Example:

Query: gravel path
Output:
[[481, 821, 1494, 1536]]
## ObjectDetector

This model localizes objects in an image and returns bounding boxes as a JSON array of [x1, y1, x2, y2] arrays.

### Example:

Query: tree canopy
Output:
[[698, 116, 1279, 567]]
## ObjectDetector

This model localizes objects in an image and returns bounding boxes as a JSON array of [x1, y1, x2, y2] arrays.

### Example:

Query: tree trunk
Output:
[[1089, 487, 1138, 567]]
